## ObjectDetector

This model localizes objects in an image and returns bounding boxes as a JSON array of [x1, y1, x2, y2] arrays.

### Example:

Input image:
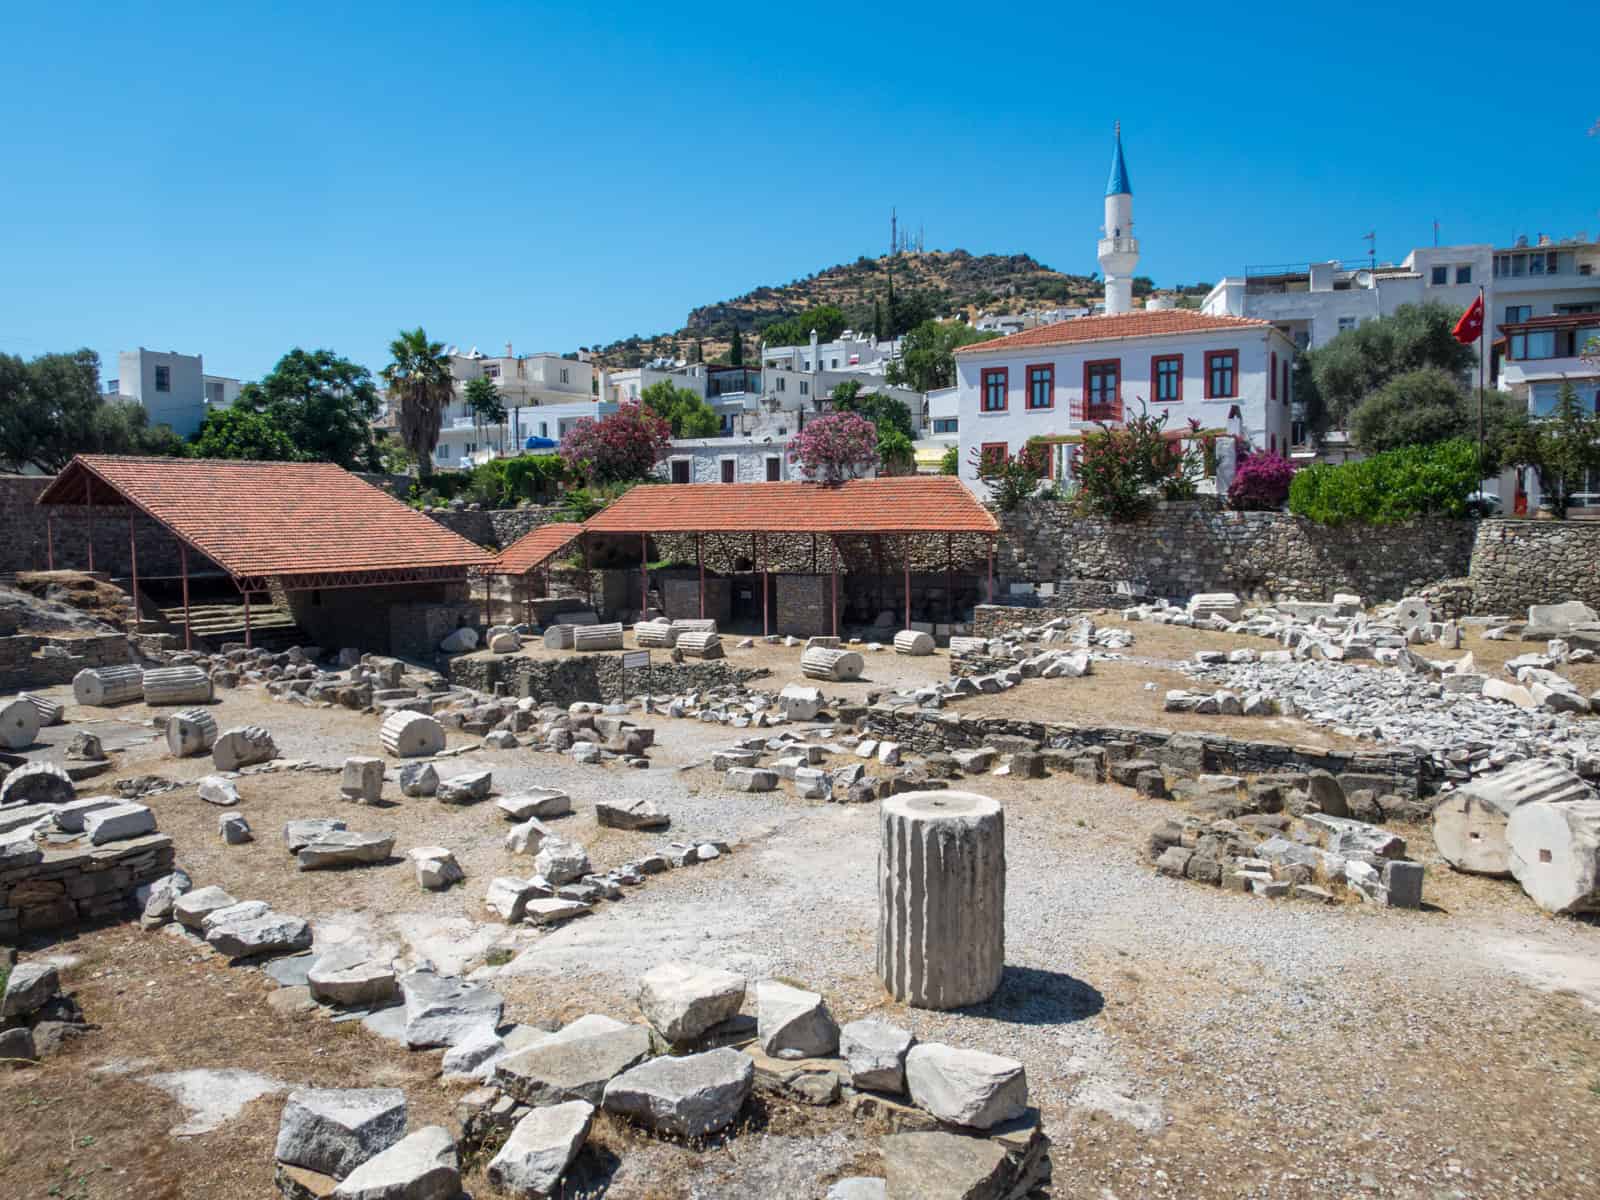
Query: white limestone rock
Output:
[[198, 775, 241, 806], [274, 1086, 408, 1180], [332, 1125, 459, 1200], [401, 969, 504, 1049], [756, 980, 839, 1060], [903, 1043, 1028, 1130], [840, 1019, 914, 1094], [636, 962, 746, 1043], [601, 1046, 754, 1138], [487, 1102, 593, 1196], [408, 846, 463, 891]]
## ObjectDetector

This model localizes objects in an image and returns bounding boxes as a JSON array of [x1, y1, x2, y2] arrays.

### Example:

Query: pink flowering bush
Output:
[[1228, 450, 1296, 510], [789, 412, 879, 482], [559, 403, 670, 485]]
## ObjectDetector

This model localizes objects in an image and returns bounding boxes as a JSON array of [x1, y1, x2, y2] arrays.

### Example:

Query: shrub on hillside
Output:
[[1287, 438, 1480, 525], [1228, 450, 1295, 511]]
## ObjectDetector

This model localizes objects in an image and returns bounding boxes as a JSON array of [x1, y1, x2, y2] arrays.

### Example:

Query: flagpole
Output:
[[1476, 284, 1486, 488]]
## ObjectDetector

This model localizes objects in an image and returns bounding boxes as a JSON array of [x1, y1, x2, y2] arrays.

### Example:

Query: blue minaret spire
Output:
[[1105, 120, 1132, 197]]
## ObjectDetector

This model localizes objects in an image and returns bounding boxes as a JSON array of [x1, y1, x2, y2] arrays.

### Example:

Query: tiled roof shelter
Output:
[[37, 455, 495, 648], [493, 522, 587, 577]]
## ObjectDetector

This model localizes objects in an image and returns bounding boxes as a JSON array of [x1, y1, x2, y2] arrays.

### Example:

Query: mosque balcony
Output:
[[1097, 236, 1139, 259]]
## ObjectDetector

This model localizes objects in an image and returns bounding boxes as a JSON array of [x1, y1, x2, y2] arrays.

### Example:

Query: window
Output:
[[436, 445, 451, 460], [765, 456, 781, 481], [670, 459, 690, 484], [1281, 357, 1290, 407], [483, 364, 500, 378], [154, 365, 170, 392], [719, 458, 736, 483], [1270, 352, 1277, 401], [979, 442, 1007, 472], [980, 368, 1008, 412], [1083, 360, 1120, 418], [206, 381, 224, 404], [1337, 316, 1357, 333], [1204, 350, 1238, 399], [538, 422, 549, 437], [1505, 305, 1532, 325], [464, 442, 476, 456], [1025, 364, 1054, 410], [1152, 355, 1182, 404], [776, 376, 787, 393], [1430, 266, 1449, 286], [800, 380, 809, 396], [1456, 265, 1472, 285], [932, 418, 959, 434], [559, 367, 570, 384]]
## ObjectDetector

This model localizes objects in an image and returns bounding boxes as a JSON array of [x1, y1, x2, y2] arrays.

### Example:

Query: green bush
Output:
[[1288, 438, 1480, 525]]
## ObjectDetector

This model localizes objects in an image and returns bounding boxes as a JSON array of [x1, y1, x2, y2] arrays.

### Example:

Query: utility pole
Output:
[[890, 207, 897, 258]]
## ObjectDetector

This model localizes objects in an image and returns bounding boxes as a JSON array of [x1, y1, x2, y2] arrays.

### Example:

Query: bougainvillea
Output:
[[1228, 450, 1295, 511], [559, 403, 670, 485], [789, 412, 879, 482]]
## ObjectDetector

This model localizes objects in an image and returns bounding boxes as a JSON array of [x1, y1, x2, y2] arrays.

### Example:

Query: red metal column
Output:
[[903, 535, 910, 631], [46, 515, 54, 570], [946, 532, 954, 626], [831, 538, 839, 638], [696, 533, 705, 619], [84, 476, 94, 573], [179, 542, 192, 650], [760, 534, 769, 638], [987, 540, 995, 603], [243, 588, 253, 649], [128, 514, 140, 625], [583, 536, 593, 609], [640, 533, 649, 618]]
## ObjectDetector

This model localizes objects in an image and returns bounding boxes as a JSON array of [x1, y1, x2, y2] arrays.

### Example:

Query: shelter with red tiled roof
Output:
[[953, 308, 1297, 493], [37, 456, 494, 654]]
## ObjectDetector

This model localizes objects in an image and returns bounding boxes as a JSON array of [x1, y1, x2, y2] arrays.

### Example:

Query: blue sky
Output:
[[1, 1, 1594, 384]]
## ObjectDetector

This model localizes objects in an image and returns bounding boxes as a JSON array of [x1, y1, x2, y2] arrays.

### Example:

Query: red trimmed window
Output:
[[1205, 349, 1238, 399], [980, 368, 1008, 412], [1025, 364, 1054, 410], [1281, 357, 1290, 406], [1084, 359, 1121, 421], [1152, 354, 1182, 404], [1270, 352, 1277, 401], [979, 442, 1008, 472]]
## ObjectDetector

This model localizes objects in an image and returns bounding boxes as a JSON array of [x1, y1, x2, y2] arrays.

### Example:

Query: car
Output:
[[1567, 492, 1600, 519], [1465, 490, 1503, 517]]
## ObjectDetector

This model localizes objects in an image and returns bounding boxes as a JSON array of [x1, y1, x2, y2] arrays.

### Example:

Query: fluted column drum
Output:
[[877, 790, 1005, 1010]]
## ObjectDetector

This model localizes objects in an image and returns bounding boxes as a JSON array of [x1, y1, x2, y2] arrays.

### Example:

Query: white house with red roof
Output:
[[954, 308, 1297, 491]]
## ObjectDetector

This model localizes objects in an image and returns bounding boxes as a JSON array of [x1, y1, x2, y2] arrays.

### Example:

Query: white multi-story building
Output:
[[433, 343, 596, 462], [955, 310, 1296, 491], [110, 348, 241, 438], [761, 328, 898, 376]]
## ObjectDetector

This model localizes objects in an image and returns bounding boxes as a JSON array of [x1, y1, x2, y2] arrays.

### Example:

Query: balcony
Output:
[[1096, 236, 1139, 263]]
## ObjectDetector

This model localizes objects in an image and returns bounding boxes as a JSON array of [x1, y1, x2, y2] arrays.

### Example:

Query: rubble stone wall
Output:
[[1467, 520, 1600, 615], [998, 500, 1478, 603], [862, 706, 1431, 795], [0, 833, 175, 940], [424, 506, 566, 551], [0, 632, 134, 692], [448, 650, 767, 704], [0, 475, 225, 577]]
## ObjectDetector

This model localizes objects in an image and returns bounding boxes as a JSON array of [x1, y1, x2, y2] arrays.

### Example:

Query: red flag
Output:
[[1453, 293, 1484, 344]]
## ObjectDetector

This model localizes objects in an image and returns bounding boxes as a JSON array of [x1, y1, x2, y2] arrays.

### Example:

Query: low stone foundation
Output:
[[0, 831, 175, 941], [861, 706, 1430, 796], [0, 631, 134, 692], [448, 651, 768, 704]]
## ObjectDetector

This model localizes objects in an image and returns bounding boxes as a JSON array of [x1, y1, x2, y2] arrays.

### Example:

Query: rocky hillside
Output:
[[582, 250, 1101, 368]]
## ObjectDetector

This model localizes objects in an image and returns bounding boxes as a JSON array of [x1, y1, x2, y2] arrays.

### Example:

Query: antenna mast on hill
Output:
[[890, 207, 897, 258]]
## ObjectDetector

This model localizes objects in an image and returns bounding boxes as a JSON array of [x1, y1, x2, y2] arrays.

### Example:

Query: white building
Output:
[[655, 436, 792, 485], [434, 343, 595, 462], [761, 328, 898, 376], [110, 348, 223, 437], [916, 386, 960, 472], [954, 309, 1296, 491]]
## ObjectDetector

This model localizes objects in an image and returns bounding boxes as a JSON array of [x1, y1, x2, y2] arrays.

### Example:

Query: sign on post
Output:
[[621, 650, 651, 671]]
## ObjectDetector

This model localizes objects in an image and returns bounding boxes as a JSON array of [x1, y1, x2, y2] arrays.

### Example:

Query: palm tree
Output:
[[382, 327, 452, 481]]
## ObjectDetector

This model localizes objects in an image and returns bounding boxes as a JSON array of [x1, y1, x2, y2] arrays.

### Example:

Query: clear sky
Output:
[[1, 1, 1594, 384]]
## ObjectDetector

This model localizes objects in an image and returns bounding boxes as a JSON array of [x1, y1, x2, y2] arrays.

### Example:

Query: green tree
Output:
[[235, 348, 380, 469], [729, 328, 743, 366], [382, 327, 453, 481], [191, 405, 299, 460], [876, 428, 915, 476], [885, 320, 999, 392], [758, 304, 848, 347], [831, 380, 913, 439], [939, 445, 960, 475], [0, 349, 185, 471], [640, 379, 720, 438], [463, 375, 507, 453], [1298, 301, 1475, 435], [1509, 382, 1600, 516], [872, 297, 885, 342]]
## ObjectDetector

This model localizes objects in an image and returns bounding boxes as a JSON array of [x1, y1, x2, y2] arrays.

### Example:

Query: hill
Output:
[[581, 250, 1103, 368]]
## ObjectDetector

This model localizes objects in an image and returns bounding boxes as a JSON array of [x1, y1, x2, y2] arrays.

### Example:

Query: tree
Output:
[[235, 348, 381, 470], [729, 329, 743, 366], [1074, 404, 1200, 519], [1349, 368, 1522, 473], [970, 442, 1047, 512], [876, 428, 915, 476], [872, 298, 885, 342], [640, 379, 720, 438], [831, 380, 913, 439], [789, 412, 879, 482], [885, 320, 999, 393], [463, 375, 507, 454], [1507, 382, 1600, 516], [1289, 439, 1482, 525], [559, 403, 670, 485], [191, 405, 298, 460], [1298, 301, 1474, 435], [0, 349, 185, 471], [887, 290, 938, 337], [939, 445, 960, 475], [758, 305, 848, 348], [382, 328, 453, 481]]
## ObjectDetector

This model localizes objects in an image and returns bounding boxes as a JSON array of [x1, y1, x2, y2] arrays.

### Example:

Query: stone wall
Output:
[[1468, 520, 1600, 615], [999, 500, 1478, 604], [447, 651, 768, 705], [861, 706, 1431, 795], [0, 632, 134, 692], [0, 475, 225, 578], [0, 832, 175, 939], [423, 506, 566, 551]]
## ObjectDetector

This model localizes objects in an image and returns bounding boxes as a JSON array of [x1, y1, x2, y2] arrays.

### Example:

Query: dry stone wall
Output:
[[448, 651, 768, 704], [1468, 520, 1600, 615]]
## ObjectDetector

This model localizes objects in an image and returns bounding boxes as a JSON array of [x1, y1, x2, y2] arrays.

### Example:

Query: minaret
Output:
[[1097, 122, 1138, 316]]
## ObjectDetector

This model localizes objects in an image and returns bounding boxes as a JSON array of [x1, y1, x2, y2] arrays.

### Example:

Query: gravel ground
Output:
[[6, 647, 1600, 1199]]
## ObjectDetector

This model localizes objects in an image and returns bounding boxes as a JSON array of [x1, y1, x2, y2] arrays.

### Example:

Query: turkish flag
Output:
[[1453, 293, 1484, 344]]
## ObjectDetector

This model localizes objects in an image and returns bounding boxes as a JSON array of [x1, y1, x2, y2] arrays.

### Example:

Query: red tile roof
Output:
[[581, 477, 999, 535], [493, 522, 586, 576], [37, 456, 495, 582], [954, 310, 1271, 355]]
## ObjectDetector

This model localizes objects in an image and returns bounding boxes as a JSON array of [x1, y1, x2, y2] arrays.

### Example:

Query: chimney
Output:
[[505, 341, 513, 357]]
